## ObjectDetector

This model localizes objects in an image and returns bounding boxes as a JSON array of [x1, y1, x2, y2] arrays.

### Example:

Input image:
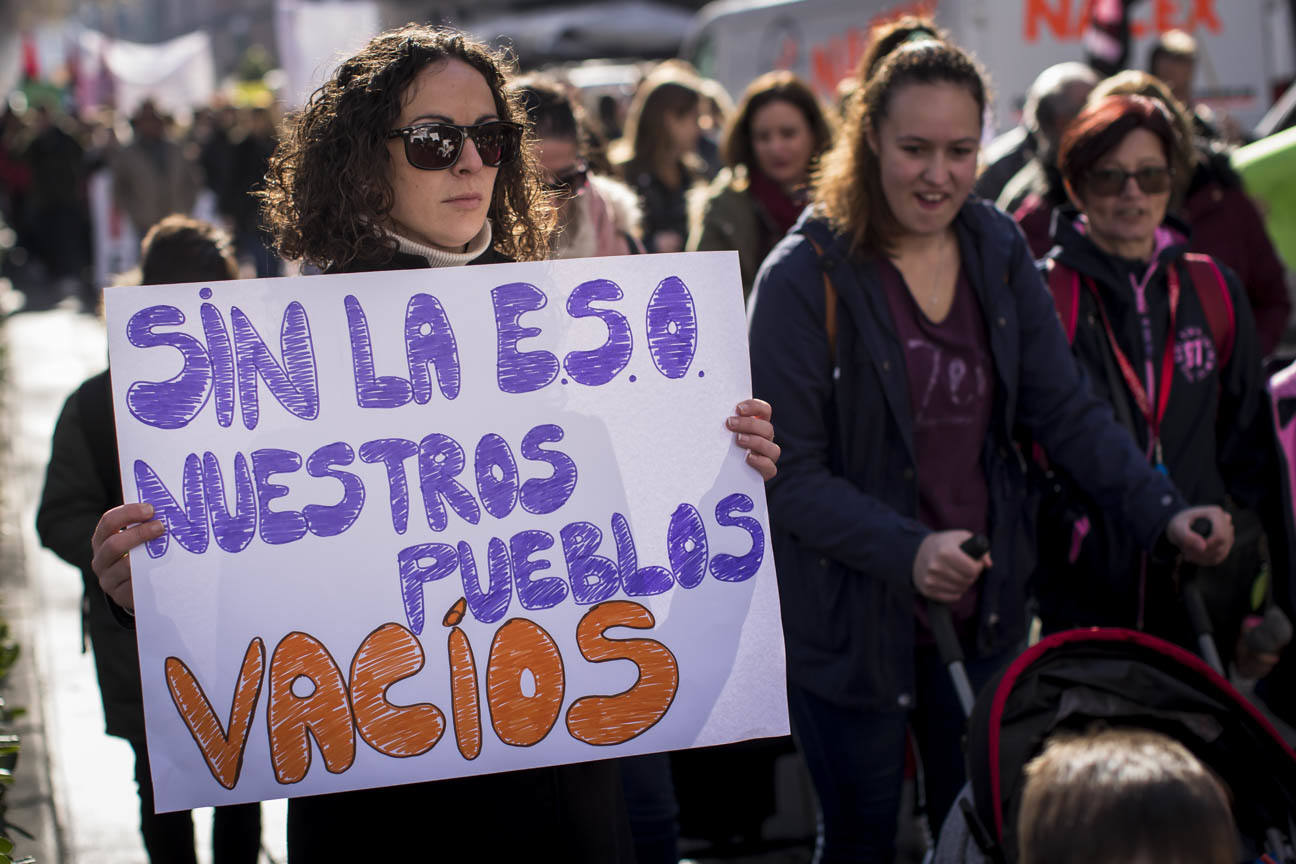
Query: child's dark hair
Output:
[[813, 39, 987, 256], [1018, 728, 1237, 864], [139, 215, 239, 285]]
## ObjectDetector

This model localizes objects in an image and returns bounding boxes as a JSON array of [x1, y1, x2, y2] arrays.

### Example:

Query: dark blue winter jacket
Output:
[[748, 198, 1187, 711]]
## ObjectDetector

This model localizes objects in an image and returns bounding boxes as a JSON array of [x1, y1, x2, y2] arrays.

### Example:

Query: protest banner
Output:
[[104, 251, 788, 812]]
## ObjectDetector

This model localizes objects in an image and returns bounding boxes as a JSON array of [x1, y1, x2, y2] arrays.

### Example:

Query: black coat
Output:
[[37, 370, 144, 740], [748, 199, 1186, 711]]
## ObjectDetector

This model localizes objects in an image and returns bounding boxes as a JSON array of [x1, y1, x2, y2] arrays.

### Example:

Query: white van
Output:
[[680, 0, 1294, 135]]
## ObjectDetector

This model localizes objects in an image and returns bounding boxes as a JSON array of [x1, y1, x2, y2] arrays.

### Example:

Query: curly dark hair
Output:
[[260, 24, 554, 270]]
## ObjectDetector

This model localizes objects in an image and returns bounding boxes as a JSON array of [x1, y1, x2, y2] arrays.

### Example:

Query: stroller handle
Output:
[[927, 534, 991, 717], [1184, 517, 1226, 675]]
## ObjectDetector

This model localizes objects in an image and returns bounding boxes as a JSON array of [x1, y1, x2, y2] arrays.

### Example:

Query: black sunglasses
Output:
[[386, 121, 524, 171], [1086, 165, 1172, 197], [544, 162, 589, 197]]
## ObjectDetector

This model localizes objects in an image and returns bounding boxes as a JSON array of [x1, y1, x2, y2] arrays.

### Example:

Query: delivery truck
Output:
[[680, 0, 1295, 135]]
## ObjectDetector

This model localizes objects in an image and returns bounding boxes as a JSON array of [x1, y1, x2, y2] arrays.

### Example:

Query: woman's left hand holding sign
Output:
[[91, 502, 165, 612], [729, 398, 780, 482]]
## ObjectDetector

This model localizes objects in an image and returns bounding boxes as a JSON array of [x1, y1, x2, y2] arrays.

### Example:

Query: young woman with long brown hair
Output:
[[748, 38, 1232, 862]]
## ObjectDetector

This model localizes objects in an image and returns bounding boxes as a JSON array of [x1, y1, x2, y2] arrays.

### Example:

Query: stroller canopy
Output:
[[963, 628, 1296, 863]]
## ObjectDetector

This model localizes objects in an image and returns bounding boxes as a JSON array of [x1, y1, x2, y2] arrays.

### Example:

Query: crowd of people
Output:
[[0, 96, 282, 306], [2, 13, 1292, 864]]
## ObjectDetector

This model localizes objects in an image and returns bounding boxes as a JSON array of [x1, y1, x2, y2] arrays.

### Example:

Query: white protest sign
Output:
[[105, 251, 788, 812]]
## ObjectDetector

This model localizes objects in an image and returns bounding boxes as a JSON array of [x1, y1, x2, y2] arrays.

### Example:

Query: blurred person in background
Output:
[[613, 65, 706, 253], [37, 215, 263, 864], [1148, 29, 1242, 144], [748, 40, 1231, 863], [111, 100, 200, 240], [996, 63, 1098, 234], [20, 104, 90, 298], [696, 77, 733, 180], [81, 107, 118, 178], [1015, 72, 1290, 355], [1035, 93, 1282, 675], [689, 70, 834, 297], [976, 64, 1096, 206], [513, 75, 642, 259], [226, 106, 281, 277], [597, 93, 624, 145], [0, 105, 32, 257], [198, 105, 237, 219]]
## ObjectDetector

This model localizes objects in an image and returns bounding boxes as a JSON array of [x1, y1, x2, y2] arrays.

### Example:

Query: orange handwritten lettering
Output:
[[448, 626, 482, 759], [566, 601, 679, 746], [485, 618, 565, 747], [267, 631, 356, 784], [165, 638, 265, 790], [350, 623, 444, 758]]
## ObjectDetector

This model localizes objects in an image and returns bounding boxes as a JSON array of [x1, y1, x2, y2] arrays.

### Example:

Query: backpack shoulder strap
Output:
[[1183, 252, 1235, 368], [804, 235, 837, 361], [1046, 259, 1081, 344]]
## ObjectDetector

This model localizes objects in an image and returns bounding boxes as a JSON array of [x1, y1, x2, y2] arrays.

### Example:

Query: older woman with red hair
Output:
[[1035, 93, 1285, 669]]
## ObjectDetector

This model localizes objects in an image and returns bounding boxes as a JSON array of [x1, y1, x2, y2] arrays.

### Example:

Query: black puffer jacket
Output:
[[37, 370, 143, 740]]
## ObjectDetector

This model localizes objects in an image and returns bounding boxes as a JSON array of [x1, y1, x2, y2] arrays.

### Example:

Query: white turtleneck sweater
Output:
[[392, 222, 493, 268]]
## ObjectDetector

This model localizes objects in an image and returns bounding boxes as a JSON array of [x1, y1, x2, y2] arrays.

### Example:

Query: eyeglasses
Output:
[[386, 121, 524, 171], [1085, 165, 1173, 197], [544, 162, 589, 197]]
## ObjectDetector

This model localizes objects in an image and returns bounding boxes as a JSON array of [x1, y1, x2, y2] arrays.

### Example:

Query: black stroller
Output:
[[929, 626, 1296, 863]]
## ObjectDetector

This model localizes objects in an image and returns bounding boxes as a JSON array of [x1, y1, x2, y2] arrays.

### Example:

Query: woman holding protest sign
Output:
[[90, 25, 779, 863], [747, 38, 1233, 862]]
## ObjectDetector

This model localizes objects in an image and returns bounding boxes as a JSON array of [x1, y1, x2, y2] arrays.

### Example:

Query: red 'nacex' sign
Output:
[[1024, 0, 1222, 43]]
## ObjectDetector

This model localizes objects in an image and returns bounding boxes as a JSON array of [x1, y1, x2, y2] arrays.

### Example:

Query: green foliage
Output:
[[0, 605, 28, 860]]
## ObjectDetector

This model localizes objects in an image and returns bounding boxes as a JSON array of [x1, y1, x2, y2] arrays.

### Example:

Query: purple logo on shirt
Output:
[[906, 341, 989, 427], [1174, 326, 1217, 383]]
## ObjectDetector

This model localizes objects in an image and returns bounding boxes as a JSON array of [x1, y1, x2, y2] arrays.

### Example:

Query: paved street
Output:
[[0, 286, 288, 864]]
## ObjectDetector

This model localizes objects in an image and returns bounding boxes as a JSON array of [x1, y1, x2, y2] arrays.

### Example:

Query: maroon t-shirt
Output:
[[879, 258, 993, 633]]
